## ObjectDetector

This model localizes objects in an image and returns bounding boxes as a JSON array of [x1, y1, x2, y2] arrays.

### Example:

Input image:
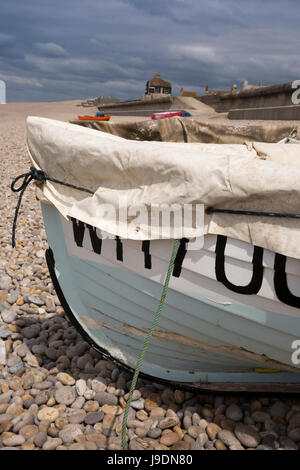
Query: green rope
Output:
[[121, 238, 180, 450]]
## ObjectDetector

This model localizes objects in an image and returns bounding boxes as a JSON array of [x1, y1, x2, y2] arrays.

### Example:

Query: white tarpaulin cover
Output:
[[26, 116, 300, 259]]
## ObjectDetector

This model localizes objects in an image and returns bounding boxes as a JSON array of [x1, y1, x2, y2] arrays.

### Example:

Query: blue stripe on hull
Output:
[[41, 203, 300, 384]]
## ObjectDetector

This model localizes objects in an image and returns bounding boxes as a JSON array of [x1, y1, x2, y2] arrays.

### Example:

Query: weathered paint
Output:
[[91, 319, 300, 374]]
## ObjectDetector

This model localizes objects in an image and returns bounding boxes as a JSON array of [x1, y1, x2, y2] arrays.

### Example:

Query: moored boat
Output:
[[151, 111, 185, 120], [78, 115, 111, 121], [20, 116, 300, 392]]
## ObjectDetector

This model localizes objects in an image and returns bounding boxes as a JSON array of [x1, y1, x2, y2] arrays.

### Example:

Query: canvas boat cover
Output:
[[70, 116, 299, 144], [26, 116, 300, 259]]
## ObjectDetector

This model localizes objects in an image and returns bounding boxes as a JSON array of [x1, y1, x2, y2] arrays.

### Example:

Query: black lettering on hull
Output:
[[115, 236, 123, 262], [71, 218, 85, 247], [215, 235, 264, 295], [70, 220, 300, 310], [274, 254, 300, 308], [173, 238, 189, 278], [86, 224, 102, 255], [142, 241, 152, 269]]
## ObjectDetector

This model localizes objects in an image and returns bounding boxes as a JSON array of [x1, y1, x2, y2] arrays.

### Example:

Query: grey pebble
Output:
[[0, 413, 13, 424], [130, 398, 145, 410], [270, 401, 288, 419], [94, 391, 118, 406], [34, 431, 48, 448], [226, 404, 243, 422], [0, 339, 6, 365], [14, 343, 30, 357], [31, 344, 46, 355], [217, 429, 243, 448], [55, 386, 76, 405], [35, 391, 50, 405], [147, 428, 161, 439], [71, 396, 86, 409], [9, 362, 24, 374], [159, 416, 179, 429], [279, 436, 298, 450], [124, 390, 141, 401], [111, 368, 120, 382], [0, 329, 12, 339], [204, 440, 216, 450], [23, 398, 34, 409], [7, 293, 18, 305], [84, 411, 104, 425], [183, 415, 192, 430], [1, 309, 17, 323], [21, 325, 40, 339], [188, 425, 205, 438], [58, 424, 83, 444], [24, 294, 44, 306], [66, 342, 88, 359], [7, 355, 21, 367], [42, 438, 63, 450], [91, 378, 106, 393], [35, 381, 53, 390], [75, 379, 87, 396], [234, 422, 261, 448], [289, 412, 300, 427], [288, 427, 300, 442], [23, 375, 35, 390], [66, 409, 86, 424], [251, 411, 270, 423], [190, 433, 208, 450]]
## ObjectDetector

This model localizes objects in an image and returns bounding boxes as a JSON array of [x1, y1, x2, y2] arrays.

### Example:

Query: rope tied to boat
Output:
[[11, 166, 93, 248], [206, 207, 300, 219], [121, 238, 179, 450]]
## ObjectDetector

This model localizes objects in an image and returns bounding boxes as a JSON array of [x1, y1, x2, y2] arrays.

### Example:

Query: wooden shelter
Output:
[[146, 73, 172, 95]]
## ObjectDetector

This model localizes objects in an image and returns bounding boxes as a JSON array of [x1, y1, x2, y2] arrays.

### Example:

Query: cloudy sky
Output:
[[1, 0, 299, 102]]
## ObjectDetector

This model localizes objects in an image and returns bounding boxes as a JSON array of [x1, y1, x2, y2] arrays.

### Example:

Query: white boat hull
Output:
[[41, 203, 300, 389]]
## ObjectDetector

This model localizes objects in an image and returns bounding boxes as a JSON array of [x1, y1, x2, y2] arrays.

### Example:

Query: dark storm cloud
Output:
[[0, 0, 300, 102]]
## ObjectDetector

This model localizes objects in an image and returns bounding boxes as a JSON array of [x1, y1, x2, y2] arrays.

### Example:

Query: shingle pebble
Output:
[[55, 386, 76, 405], [234, 423, 261, 448], [84, 411, 104, 425]]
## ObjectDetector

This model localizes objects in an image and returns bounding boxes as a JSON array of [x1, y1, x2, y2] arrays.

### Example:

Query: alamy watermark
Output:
[[291, 340, 300, 365], [291, 80, 300, 104], [0, 80, 6, 104], [93, 197, 205, 249]]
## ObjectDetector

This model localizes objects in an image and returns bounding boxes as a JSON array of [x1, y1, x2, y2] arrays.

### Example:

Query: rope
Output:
[[12, 167, 300, 248], [121, 238, 179, 450], [11, 167, 93, 248], [206, 207, 300, 219]]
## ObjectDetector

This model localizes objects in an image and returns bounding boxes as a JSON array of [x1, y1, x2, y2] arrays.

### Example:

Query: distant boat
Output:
[[152, 111, 185, 120], [25, 117, 300, 393], [78, 115, 110, 121]]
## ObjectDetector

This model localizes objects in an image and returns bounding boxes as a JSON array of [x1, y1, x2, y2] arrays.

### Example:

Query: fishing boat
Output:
[[22, 116, 300, 392], [78, 115, 111, 121]]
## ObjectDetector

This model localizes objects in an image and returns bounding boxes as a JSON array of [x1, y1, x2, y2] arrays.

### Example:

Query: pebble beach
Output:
[[0, 101, 300, 451]]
